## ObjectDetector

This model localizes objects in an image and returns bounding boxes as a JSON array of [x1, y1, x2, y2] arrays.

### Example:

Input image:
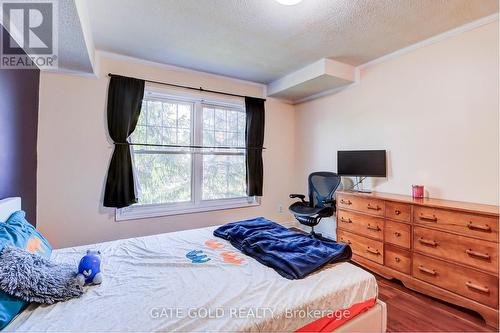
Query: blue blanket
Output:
[[214, 217, 352, 279]]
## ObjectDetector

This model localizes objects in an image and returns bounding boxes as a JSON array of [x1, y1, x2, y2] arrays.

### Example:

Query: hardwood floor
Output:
[[374, 273, 496, 332]]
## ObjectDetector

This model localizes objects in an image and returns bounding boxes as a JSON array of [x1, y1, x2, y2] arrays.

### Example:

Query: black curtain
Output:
[[103, 75, 145, 208], [245, 97, 265, 197]]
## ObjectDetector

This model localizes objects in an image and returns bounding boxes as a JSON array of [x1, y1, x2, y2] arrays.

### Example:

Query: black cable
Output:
[[345, 177, 367, 191]]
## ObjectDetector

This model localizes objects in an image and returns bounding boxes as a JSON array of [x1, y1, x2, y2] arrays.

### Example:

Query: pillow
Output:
[[0, 211, 52, 257], [0, 246, 83, 304], [0, 211, 52, 329]]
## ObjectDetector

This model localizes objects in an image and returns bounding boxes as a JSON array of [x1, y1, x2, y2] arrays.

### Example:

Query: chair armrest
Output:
[[289, 194, 307, 204], [322, 199, 337, 212], [322, 198, 335, 205]]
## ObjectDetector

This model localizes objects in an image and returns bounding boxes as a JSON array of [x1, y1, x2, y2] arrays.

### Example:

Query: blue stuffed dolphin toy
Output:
[[76, 250, 103, 285]]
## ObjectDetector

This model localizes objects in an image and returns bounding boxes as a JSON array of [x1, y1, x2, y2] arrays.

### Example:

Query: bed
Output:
[[1, 198, 386, 332]]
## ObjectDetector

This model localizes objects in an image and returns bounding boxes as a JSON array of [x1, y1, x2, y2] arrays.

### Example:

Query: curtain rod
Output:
[[107, 73, 266, 101], [114, 142, 266, 150]]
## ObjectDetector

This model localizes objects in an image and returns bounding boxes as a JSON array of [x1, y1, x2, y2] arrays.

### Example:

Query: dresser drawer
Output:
[[337, 194, 385, 217], [337, 209, 384, 240], [413, 226, 498, 274], [413, 206, 499, 242], [385, 220, 411, 249], [338, 230, 384, 265], [413, 253, 498, 308], [385, 245, 411, 275], [385, 201, 411, 222]]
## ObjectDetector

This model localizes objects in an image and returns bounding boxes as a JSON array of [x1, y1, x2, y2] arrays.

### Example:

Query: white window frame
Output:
[[116, 87, 259, 221]]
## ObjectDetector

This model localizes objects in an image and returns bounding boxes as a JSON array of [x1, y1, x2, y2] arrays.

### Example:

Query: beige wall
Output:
[[294, 22, 499, 205], [37, 55, 296, 248]]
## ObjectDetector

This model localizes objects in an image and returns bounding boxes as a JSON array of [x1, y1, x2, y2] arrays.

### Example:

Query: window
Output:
[[116, 90, 257, 221]]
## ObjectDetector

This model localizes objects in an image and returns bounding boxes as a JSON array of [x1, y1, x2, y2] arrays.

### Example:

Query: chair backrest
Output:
[[308, 172, 341, 208]]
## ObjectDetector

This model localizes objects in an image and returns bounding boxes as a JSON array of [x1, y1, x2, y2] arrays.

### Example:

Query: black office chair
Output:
[[289, 172, 341, 238]]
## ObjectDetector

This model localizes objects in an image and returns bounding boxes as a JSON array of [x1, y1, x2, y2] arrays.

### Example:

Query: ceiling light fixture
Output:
[[275, 0, 303, 5]]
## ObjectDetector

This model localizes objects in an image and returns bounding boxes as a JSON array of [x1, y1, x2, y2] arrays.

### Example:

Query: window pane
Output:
[[202, 154, 246, 200], [131, 99, 193, 146], [227, 111, 239, 132], [178, 104, 191, 129], [178, 129, 190, 145], [202, 106, 245, 148], [238, 132, 245, 147], [214, 109, 226, 131], [214, 131, 226, 146], [203, 130, 214, 146], [227, 132, 237, 147], [163, 128, 176, 145], [135, 153, 192, 205], [149, 126, 162, 145], [163, 103, 177, 127], [133, 125, 147, 144], [148, 101, 163, 126], [203, 108, 214, 128]]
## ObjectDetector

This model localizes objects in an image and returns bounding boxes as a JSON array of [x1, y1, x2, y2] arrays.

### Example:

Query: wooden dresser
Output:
[[336, 191, 499, 327]]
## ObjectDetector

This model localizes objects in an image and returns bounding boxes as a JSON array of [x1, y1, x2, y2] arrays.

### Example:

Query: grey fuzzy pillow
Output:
[[0, 246, 83, 304]]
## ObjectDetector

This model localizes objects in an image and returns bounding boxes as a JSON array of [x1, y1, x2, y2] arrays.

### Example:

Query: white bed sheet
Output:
[[6, 226, 377, 332]]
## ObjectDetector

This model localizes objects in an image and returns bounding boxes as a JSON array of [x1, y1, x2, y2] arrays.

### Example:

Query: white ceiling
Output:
[[86, 0, 498, 83], [0, 0, 94, 73], [57, 0, 94, 73]]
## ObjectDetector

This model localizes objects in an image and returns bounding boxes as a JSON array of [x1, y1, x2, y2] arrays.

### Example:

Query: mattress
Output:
[[5, 226, 377, 332]]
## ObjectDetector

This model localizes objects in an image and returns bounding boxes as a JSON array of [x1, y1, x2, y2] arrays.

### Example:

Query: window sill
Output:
[[115, 197, 260, 221]]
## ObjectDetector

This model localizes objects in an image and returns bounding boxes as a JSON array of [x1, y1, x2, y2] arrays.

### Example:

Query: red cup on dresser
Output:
[[412, 185, 424, 198]]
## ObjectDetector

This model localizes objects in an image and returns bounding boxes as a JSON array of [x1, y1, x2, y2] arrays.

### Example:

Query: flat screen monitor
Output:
[[337, 150, 387, 177]]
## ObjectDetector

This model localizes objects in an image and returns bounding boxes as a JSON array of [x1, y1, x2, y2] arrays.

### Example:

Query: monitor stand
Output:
[[354, 177, 372, 193]]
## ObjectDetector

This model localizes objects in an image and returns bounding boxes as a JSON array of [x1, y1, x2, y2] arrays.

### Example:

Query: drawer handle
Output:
[[340, 199, 352, 205], [340, 237, 352, 245], [418, 265, 436, 276], [419, 214, 437, 222], [418, 238, 438, 247], [394, 256, 401, 263], [394, 209, 401, 215], [366, 247, 380, 255], [367, 204, 381, 211], [466, 249, 490, 260], [394, 231, 401, 237], [467, 222, 491, 232], [465, 281, 490, 294], [366, 224, 381, 232], [339, 217, 352, 223]]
